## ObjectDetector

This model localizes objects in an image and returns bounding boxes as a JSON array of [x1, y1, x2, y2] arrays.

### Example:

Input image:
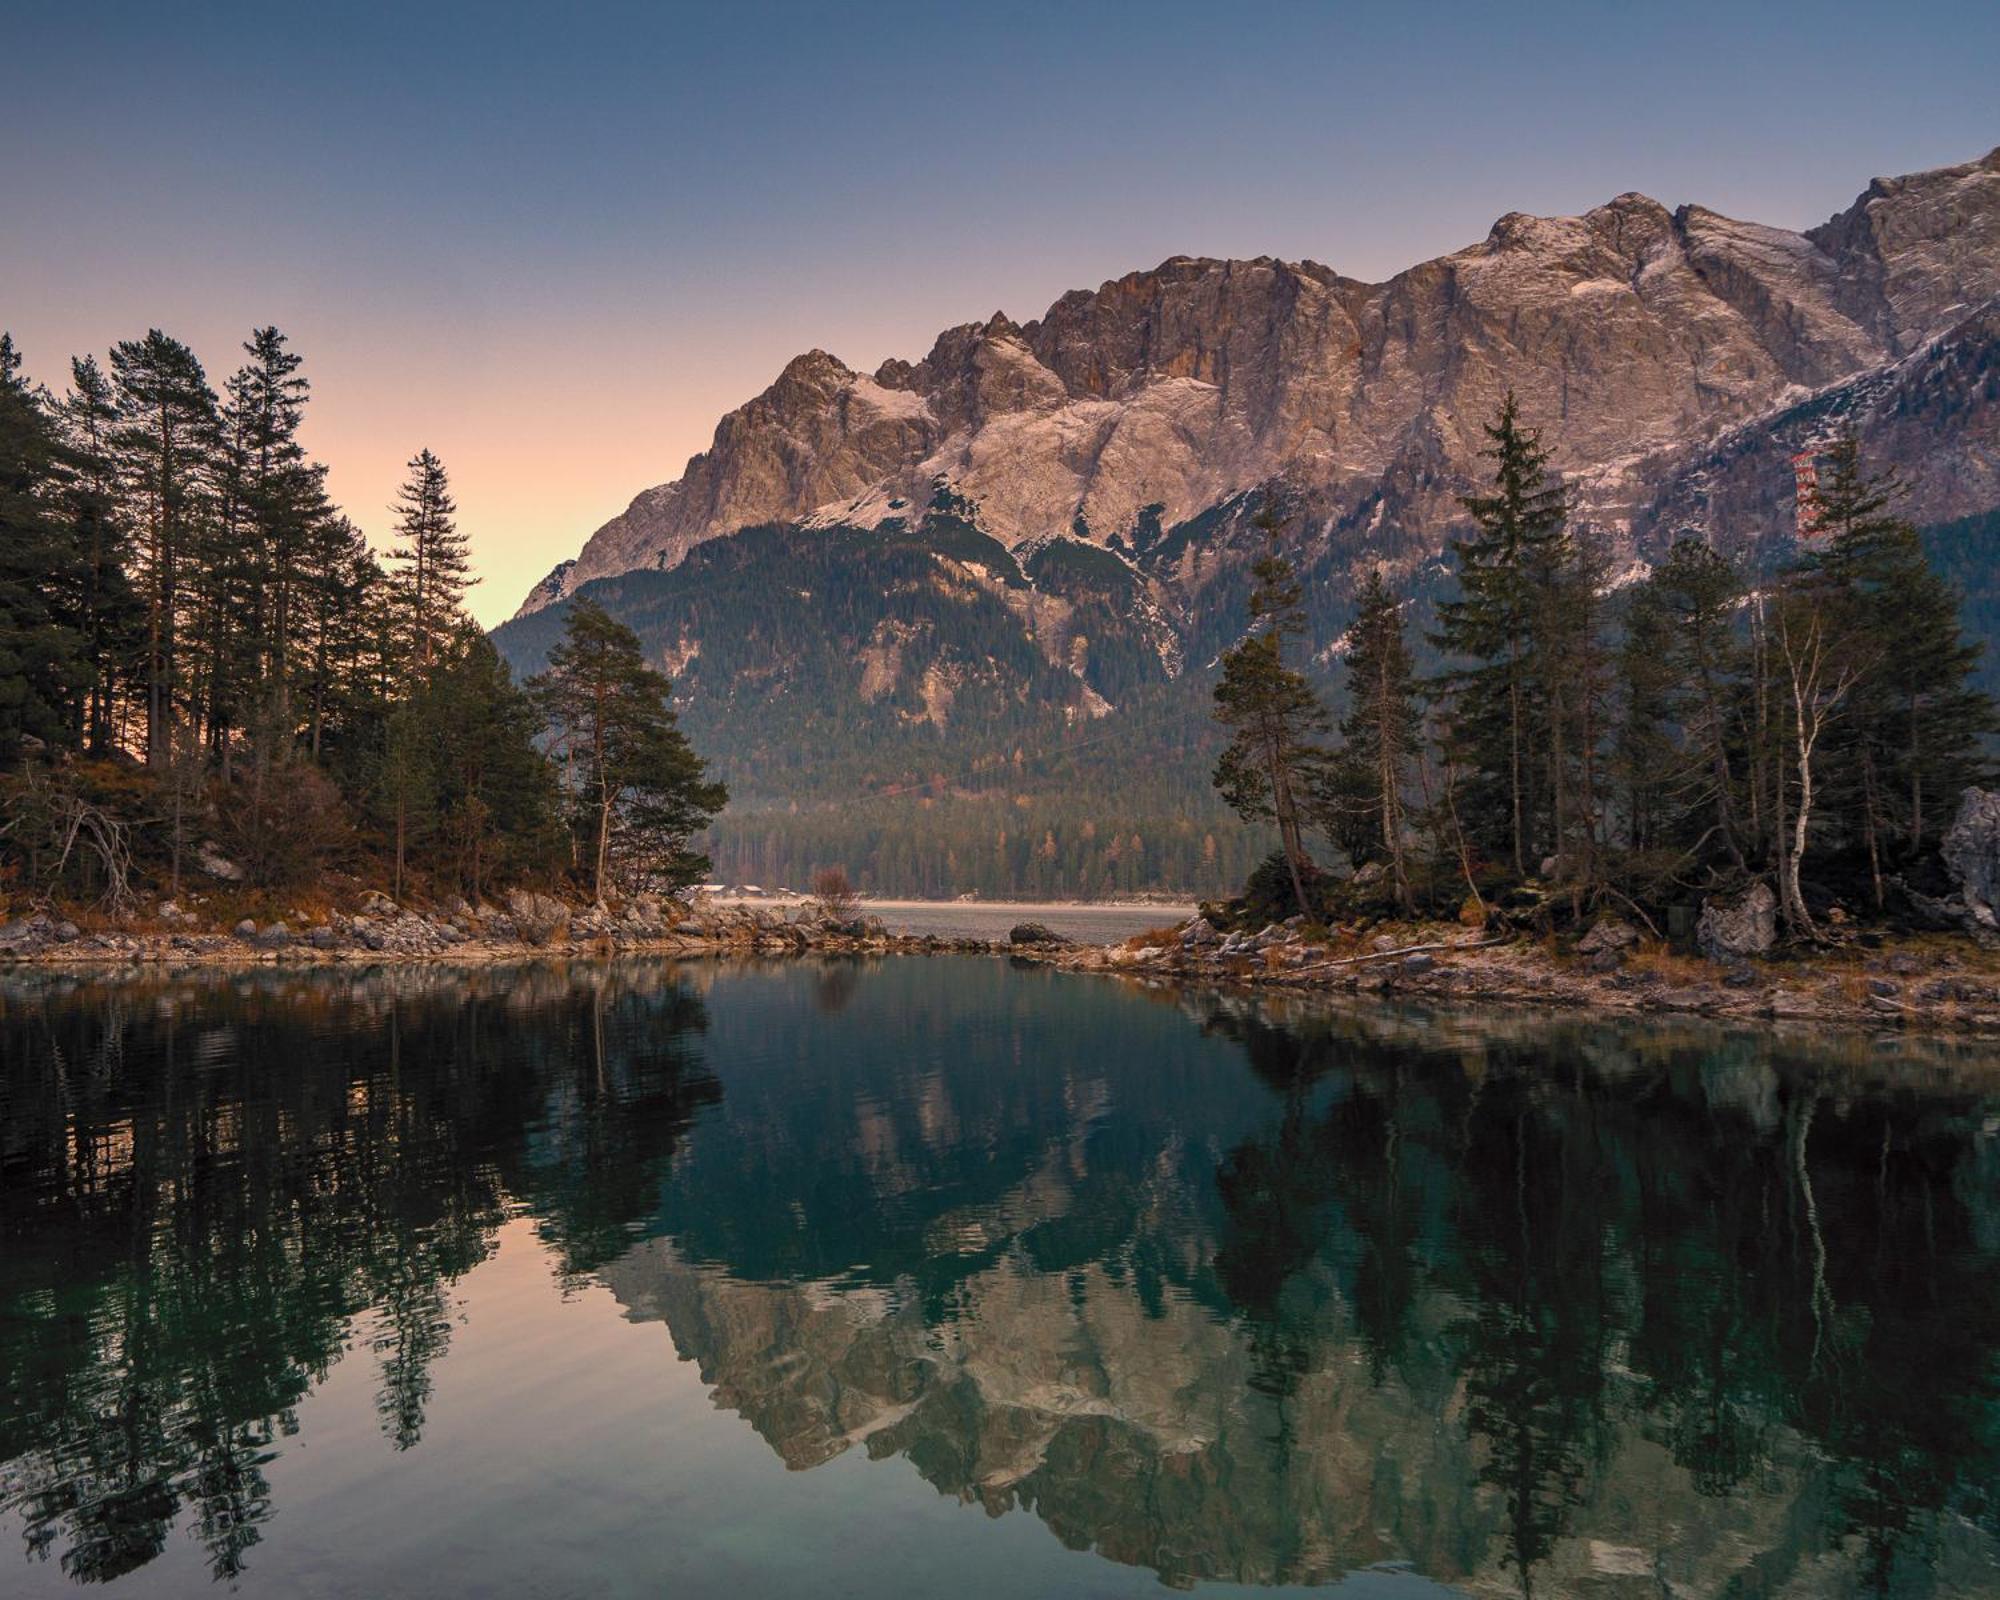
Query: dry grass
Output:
[[1619, 941, 1715, 987], [1829, 966, 1878, 1006]]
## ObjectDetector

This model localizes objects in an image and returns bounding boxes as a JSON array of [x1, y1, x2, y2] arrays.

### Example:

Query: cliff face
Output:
[[517, 147, 2000, 617]]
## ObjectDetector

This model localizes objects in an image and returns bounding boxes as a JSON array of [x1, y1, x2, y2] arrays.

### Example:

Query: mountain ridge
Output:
[[516, 144, 2000, 619]]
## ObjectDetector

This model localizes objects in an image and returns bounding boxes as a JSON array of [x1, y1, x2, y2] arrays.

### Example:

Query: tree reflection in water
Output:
[[0, 962, 717, 1582], [1, 961, 1997, 1596]]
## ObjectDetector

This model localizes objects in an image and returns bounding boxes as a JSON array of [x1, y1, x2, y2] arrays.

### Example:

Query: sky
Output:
[[4, 1, 1996, 625]]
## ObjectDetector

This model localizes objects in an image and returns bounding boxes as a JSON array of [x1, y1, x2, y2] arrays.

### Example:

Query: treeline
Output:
[[0, 328, 722, 907], [708, 792, 1261, 900], [1216, 394, 1993, 934]]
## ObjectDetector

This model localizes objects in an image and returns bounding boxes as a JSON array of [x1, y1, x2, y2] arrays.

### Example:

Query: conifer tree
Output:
[[1646, 537, 1750, 871], [424, 626, 559, 894], [390, 449, 470, 671], [1613, 577, 1678, 858], [1812, 437, 1992, 884], [1213, 504, 1331, 917], [224, 327, 324, 698], [109, 329, 219, 767], [1336, 568, 1418, 912], [0, 335, 91, 762], [57, 355, 141, 753], [532, 598, 727, 898], [1432, 393, 1569, 876]]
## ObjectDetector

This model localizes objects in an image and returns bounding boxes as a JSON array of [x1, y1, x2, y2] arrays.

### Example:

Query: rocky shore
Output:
[[0, 889, 1002, 967], [1010, 912, 2000, 1039], [15, 888, 2000, 1042]]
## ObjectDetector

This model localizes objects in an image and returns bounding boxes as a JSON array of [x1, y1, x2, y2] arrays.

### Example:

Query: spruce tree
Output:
[[1613, 576, 1678, 858], [1432, 393, 1569, 876], [1813, 437, 1992, 882], [224, 327, 325, 699], [1647, 537, 1750, 871], [531, 598, 727, 898], [424, 626, 559, 894], [390, 449, 470, 671], [1212, 504, 1331, 917]]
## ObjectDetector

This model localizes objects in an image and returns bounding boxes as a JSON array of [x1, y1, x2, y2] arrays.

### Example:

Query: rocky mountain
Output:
[[517, 146, 2000, 619], [493, 147, 2000, 896]]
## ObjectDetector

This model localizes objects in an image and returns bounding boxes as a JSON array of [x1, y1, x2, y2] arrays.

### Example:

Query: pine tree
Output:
[[0, 335, 92, 763], [109, 329, 219, 767], [390, 449, 470, 671], [57, 356, 141, 753], [1432, 393, 1570, 876], [1212, 503, 1331, 916], [1335, 567, 1419, 911], [531, 598, 727, 898]]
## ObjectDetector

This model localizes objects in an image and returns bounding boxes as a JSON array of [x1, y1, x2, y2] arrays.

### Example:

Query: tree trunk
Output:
[[1507, 639, 1526, 877], [1861, 750, 1885, 911]]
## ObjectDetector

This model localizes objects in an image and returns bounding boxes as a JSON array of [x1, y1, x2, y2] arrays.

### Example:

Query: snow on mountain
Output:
[[517, 146, 2000, 619]]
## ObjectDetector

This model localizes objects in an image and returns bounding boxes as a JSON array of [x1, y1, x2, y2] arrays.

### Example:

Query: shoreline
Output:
[[1011, 918, 2000, 1041], [0, 894, 1006, 971], [12, 898, 2000, 1043]]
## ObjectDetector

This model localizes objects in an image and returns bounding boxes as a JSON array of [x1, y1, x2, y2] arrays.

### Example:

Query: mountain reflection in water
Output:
[[1, 957, 1996, 1598]]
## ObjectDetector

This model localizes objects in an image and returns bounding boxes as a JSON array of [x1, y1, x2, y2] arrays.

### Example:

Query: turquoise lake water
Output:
[[2, 957, 1997, 1596]]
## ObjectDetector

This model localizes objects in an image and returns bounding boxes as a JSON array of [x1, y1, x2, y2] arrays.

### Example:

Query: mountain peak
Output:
[[515, 145, 2000, 619], [774, 348, 855, 388]]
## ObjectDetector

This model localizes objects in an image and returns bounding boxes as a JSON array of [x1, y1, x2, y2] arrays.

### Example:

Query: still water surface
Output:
[[2, 957, 1997, 1597]]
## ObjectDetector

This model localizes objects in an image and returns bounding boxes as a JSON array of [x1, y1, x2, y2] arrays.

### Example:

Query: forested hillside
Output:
[[0, 328, 722, 910]]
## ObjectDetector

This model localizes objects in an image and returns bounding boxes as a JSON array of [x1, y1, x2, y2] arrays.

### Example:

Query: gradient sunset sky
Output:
[[6, 0, 1995, 624]]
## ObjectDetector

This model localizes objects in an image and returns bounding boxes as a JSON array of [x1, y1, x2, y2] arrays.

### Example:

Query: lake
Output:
[[2, 957, 1997, 1597], [722, 899, 1192, 943]]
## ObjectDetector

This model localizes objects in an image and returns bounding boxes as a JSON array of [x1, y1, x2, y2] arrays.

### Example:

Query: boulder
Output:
[[1942, 788, 2000, 925], [1009, 921, 1067, 948], [197, 843, 243, 882], [506, 890, 572, 947], [1576, 917, 1641, 957], [1180, 917, 1220, 947], [1401, 953, 1437, 975], [359, 889, 400, 917], [309, 926, 342, 950], [254, 921, 291, 948], [1695, 883, 1777, 961], [234, 918, 258, 939], [0, 917, 45, 951]]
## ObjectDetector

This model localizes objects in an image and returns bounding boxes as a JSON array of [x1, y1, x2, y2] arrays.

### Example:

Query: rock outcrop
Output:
[[519, 147, 2000, 617], [1943, 787, 2000, 926], [1696, 883, 1779, 961]]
